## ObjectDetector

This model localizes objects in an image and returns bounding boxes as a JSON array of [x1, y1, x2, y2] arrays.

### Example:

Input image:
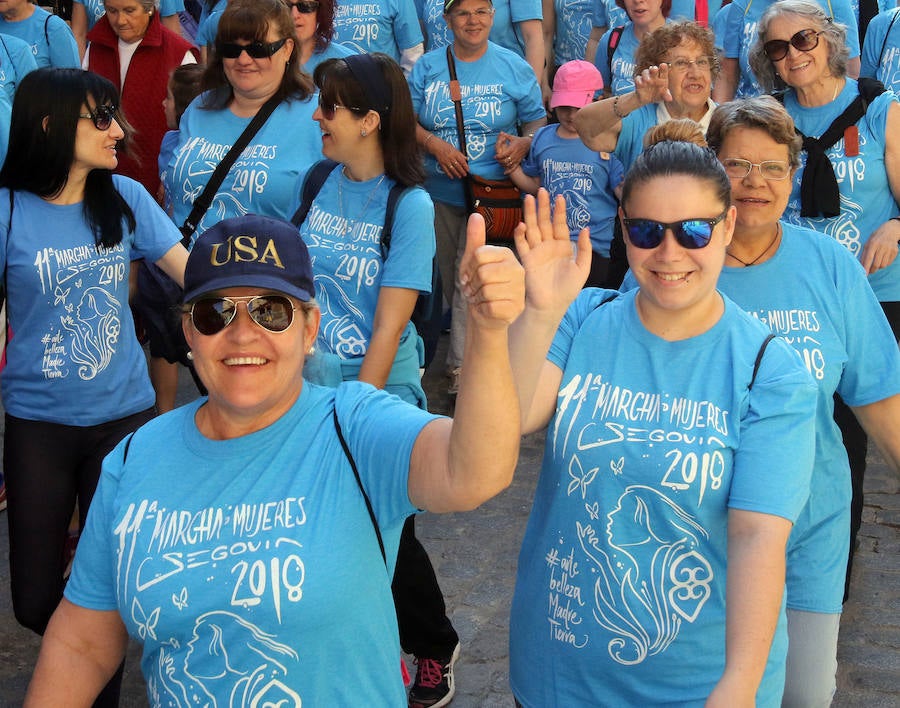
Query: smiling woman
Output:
[[24, 211, 527, 706], [164, 0, 322, 243]]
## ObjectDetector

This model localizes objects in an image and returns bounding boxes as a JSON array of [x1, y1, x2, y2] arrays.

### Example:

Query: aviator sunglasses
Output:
[[218, 37, 288, 59], [621, 210, 728, 249], [284, 0, 319, 12], [763, 28, 823, 62], [78, 104, 117, 131], [189, 295, 300, 335]]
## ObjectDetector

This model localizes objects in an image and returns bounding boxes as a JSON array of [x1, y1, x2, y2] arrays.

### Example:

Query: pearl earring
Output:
[[186, 351, 194, 361], [360, 129, 368, 137]]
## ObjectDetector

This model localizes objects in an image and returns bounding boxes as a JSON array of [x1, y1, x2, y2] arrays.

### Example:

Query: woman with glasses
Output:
[[164, 0, 322, 244], [410, 0, 546, 396], [703, 96, 900, 707], [26, 212, 525, 705], [749, 0, 900, 631], [298, 53, 461, 708], [84, 0, 199, 198], [576, 21, 719, 172], [505, 140, 817, 704], [0, 68, 188, 707], [287, 0, 355, 74]]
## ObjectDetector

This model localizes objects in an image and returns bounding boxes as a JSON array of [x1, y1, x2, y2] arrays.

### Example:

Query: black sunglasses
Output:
[[78, 104, 117, 131], [218, 37, 288, 60], [316, 93, 362, 119], [189, 295, 299, 335], [285, 0, 319, 12], [621, 210, 728, 249], [763, 29, 823, 62]]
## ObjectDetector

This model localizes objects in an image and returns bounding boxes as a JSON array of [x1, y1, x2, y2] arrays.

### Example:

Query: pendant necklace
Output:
[[338, 167, 386, 238], [727, 223, 781, 267]]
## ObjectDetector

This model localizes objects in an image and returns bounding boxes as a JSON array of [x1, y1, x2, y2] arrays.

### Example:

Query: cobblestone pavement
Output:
[[0, 341, 897, 706]]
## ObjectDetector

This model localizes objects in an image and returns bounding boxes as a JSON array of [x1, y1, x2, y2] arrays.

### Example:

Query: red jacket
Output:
[[88, 12, 198, 197]]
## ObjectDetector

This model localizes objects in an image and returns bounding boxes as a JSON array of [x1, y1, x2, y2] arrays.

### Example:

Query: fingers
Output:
[[574, 227, 593, 272], [462, 248, 525, 326]]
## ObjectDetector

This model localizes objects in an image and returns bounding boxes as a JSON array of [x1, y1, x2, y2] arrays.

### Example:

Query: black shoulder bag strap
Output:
[[446, 46, 476, 214], [878, 9, 900, 67], [180, 92, 282, 244], [332, 407, 387, 567], [749, 333, 776, 390]]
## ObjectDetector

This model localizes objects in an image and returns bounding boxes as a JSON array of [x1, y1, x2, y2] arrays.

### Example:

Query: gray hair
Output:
[[105, 0, 159, 12], [748, 0, 849, 93]]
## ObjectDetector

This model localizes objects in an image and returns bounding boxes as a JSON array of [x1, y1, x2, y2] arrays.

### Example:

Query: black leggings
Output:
[[4, 408, 153, 705]]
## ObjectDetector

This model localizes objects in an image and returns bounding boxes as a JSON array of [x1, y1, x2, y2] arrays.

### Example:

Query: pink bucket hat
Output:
[[550, 60, 604, 109]]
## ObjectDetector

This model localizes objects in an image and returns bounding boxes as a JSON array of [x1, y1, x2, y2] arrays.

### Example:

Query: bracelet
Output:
[[612, 95, 629, 120], [424, 132, 435, 148]]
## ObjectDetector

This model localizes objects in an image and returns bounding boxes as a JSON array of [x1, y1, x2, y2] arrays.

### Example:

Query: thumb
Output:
[[460, 212, 486, 286]]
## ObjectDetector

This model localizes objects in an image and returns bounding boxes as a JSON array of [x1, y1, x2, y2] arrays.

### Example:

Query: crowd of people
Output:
[[0, 0, 897, 705]]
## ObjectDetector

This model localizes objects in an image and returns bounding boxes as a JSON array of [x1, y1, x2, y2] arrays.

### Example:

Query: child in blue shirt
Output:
[[511, 60, 623, 286]]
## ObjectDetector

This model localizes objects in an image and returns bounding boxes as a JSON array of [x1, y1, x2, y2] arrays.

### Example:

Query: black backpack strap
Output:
[[122, 431, 136, 461], [749, 333, 776, 390], [607, 25, 625, 81], [332, 406, 387, 567], [378, 183, 410, 258], [290, 159, 339, 227]]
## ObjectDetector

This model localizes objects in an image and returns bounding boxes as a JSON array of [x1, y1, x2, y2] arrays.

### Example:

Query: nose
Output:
[[743, 163, 767, 185], [655, 228, 684, 259], [109, 118, 125, 140]]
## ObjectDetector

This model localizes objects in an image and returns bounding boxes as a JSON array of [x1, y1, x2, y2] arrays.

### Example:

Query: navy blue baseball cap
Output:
[[183, 215, 316, 304]]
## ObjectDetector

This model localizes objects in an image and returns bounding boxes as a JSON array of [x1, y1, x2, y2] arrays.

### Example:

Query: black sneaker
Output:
[[408, 643, 460, 708]]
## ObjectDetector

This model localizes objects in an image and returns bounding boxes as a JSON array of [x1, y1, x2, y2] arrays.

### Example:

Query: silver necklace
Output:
[[338, 167, 386, 238]]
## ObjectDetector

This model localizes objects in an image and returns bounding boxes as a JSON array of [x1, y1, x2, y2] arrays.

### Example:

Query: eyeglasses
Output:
[[721, 158, 791, 181], [316, 94, 361, 119], [763, 29, 823, 62], [449, 8, 495, 20], [284, 0, 319, 13], [218, 37, 288, 60], [188, 295, 299, 335], [78, 104, 117, 131], [667, 56, 713, 72], [621, 210, 728, 249]]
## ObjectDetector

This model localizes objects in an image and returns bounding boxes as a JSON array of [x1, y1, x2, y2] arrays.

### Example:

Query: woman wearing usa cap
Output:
[[25, 212, 525, 706], [509, 59, 624, 286]]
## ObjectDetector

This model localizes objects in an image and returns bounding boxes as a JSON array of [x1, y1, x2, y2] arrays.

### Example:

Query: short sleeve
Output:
[[47, 16, 81, 68], [381, 187, 435, 293], [393, 0, 425, 51], [728, 337, 816, 521]]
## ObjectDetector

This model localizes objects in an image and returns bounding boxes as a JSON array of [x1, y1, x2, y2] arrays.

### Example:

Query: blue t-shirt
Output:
[[551, 0, 596, 67], [66, 382, 438, 706], [592, 0, 627, 30], [860, 7, 900, 94], [509, 288, 816, 707], [488, 0, 542, 58], [0, 177, 181, 425], [780, 80, 900, 301], [295, 166, 435, 359], [166, 93, 323, 245], [415, 0, 452, 51], [158, 129, 179, 214], [711, 0, 733, 54], [332, 0, 423, 61], [596, 22, 641, 96], [74, 0, 106, 31], [520, 124, 623, 254], [409, 42, 546, 206], [717, 223, 900, 613], [0, 6, 80, 69], [724, 0, 860, 98], [0, 90, 9, 166], [302, 40, 356, 75], [194, 8, 221, 49], [0, 32, 37, 100]]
